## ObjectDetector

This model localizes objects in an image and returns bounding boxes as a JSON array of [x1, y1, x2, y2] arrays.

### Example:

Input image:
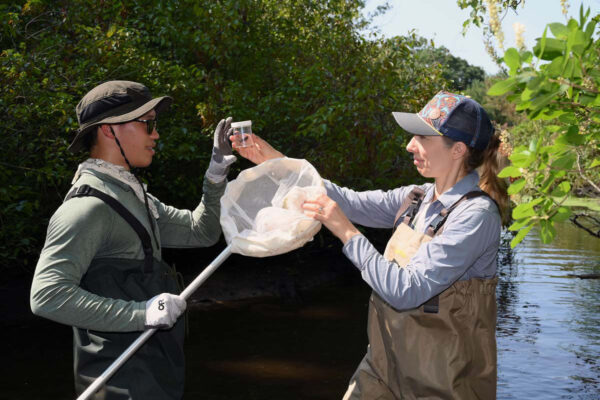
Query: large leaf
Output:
[[503, 48, 521, 72], [539, 220, 556, 244], [512, 201, 537, 219], [507, 178, 526, 195], [509, 217, 532, 231], [498, 165, 522, 178], [551, 206, 571, 222], [551, 153, 576, 170], [487, 77, 519, 96], [533, 37, 565, 60], [511, 224, 534, 248], [551, 181, 571, 197], [548, 22, 569, 39]]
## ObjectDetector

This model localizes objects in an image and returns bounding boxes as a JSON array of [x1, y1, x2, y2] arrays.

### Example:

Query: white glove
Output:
[[144, 293, 186, 329]]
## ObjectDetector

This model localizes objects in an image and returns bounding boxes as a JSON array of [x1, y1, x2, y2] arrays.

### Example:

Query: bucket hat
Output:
[[68, 80, 173, 153], [392, 91, 493, 150]]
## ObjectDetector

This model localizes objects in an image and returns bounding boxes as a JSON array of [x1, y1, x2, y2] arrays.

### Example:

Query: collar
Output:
[[430, 170, 481, 210], [72, 158, 159, 219]]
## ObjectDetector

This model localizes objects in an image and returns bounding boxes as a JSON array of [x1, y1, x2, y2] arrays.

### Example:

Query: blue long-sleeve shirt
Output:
[[325, 170, 501, 311]]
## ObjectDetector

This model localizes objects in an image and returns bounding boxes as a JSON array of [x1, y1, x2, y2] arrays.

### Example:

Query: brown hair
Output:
[[443, 135, 510, 226], [82, 129, 99, 151]]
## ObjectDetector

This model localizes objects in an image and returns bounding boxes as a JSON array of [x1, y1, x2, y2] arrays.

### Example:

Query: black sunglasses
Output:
[[133, 118, 158, 135]]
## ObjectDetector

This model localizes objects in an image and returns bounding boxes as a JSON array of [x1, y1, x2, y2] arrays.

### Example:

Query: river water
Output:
[[495, 222, 600, 399], [3, 222, 599, 399]]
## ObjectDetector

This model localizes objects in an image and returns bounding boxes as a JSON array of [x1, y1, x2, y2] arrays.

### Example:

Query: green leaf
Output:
[[551, 181, 571, 197], [548, 22, 569, 39], [513, 201, 537, 219], [536, 25, 549, 60], [552, 206, 571, 222], [498, 165, 522, 178], [530, 91, 560, 111], [509, 217, 532, 231], [590, 158, 600, 168], [533, 37, 564, 61], [539, 220, 556, 244], [511, 224, 534, 248], [107, 24, 117, 38], [551, 153, 576, 170], [509, 148, 535, 168], [507, 178, 526, 195], [487, 77, 519, 96], [521, 51, 533, 64], [555, 126, 587, 146], [504, 48, 521, 72]]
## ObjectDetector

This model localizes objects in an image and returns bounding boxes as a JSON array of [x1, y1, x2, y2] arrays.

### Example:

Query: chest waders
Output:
[[67, 185, 185, 400], [344, 189, 498, 400]]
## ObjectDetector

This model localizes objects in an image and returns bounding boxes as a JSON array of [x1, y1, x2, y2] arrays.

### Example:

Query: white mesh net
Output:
[[220, 157, 325, 257]]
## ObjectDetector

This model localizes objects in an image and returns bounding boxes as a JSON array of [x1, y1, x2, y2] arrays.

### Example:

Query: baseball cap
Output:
[[392, 90, 494, 150], [68, 80, 173, 153]]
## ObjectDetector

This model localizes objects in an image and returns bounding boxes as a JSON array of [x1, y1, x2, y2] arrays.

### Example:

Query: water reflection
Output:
[[496, 221, 600, 399]]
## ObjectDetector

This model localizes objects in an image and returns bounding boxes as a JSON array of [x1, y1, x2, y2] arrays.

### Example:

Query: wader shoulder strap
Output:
[[425, 190, 495, 237], [422, 190, 494, 314], [393, 187, 425, 229], [66, 184, 154, 273]]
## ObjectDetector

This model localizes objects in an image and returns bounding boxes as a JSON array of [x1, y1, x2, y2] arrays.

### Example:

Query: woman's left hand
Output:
[[303, 194, 361, 245]]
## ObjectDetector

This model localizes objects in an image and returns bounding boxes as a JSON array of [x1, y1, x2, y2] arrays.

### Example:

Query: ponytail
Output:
[[466, 133, 510, 226]]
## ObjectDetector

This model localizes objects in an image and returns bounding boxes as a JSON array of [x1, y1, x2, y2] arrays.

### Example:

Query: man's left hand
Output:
[[206, 117, 236, 183]]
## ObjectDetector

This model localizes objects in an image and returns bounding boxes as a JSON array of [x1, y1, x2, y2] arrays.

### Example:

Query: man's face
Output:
[[111, 110, 159, 168]]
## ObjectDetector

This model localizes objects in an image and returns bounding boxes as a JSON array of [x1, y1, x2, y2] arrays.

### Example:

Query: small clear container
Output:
[[231, 120, 254, 148]]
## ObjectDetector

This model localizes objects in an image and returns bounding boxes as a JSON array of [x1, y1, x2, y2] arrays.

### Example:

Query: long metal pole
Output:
[[77, 244, 233, 400]]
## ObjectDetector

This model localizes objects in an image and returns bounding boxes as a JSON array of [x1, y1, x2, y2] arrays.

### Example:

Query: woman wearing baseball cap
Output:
[[31, 80, 236, 399], [234, 91, 508, 399]]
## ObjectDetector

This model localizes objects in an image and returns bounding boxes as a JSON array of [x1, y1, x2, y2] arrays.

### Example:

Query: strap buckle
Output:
[[75, 185, 92, 196]]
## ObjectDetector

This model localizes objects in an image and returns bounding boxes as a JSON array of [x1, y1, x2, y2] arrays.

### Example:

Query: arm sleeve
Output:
[[30, 198, 146, 332], [342, 205, 500, 310], [324, 179, 414, 229], [154, 176, 227, 248]]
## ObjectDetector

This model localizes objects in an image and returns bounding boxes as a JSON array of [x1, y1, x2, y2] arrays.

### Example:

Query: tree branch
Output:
[[571, 213, 600, 238], [548, 78, 599, 94]]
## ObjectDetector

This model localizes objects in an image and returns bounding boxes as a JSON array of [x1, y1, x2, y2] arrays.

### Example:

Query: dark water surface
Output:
[[3, 221, 599, 399]]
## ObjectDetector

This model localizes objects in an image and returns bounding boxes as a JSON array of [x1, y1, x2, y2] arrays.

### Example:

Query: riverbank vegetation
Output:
[[1, 0, 598, 275]]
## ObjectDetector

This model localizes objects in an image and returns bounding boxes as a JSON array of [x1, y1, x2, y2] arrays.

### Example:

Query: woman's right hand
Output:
[[230, 133, 284, 165]]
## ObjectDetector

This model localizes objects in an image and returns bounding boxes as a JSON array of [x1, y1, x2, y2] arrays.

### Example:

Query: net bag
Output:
[[220, 157, 325, 257]]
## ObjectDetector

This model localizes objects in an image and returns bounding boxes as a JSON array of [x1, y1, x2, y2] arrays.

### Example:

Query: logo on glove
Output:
[[158, 299, 165, 310]]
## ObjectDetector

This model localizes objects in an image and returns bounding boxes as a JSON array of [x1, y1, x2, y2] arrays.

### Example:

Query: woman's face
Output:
[[406, 135, 456, 178]]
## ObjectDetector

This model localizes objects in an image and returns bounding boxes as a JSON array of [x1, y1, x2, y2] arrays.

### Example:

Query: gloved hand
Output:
[[205, 116, 236, 183], [144, 293, 186, 329]]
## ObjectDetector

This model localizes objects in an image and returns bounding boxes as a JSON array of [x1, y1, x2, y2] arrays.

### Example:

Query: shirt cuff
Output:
[[135, 302, 147, 331], [342, 234, 380, 272]]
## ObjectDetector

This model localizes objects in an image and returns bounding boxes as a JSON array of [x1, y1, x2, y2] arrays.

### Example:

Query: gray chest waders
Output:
[[66, 185, 184, 400]]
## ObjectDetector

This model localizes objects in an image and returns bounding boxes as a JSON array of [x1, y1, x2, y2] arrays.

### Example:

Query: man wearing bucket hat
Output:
[[30, 80, 236, 399], [234, 90, 509, 399]]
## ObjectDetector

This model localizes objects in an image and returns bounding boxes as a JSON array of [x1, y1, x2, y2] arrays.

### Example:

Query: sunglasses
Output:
[[133, 118, 158, 135]]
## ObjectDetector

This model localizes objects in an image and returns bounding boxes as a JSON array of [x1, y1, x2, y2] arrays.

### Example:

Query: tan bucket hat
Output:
[[69, 80, 172, 153]]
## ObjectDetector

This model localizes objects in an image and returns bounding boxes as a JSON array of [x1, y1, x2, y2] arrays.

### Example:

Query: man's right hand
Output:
[[230, 133, 284, 165], [145, 293, 186, 329]]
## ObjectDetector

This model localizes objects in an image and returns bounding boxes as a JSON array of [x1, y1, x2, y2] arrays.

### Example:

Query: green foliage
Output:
[[414, 39, 485, 91], [1, 0, 448, 270], [465, 75, 527, 125], [486, 6, 600, 247]]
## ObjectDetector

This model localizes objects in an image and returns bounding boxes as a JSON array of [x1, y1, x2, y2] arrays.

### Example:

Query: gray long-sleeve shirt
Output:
[[30, 169, 226, 332], [325, 170, 501, 311]]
